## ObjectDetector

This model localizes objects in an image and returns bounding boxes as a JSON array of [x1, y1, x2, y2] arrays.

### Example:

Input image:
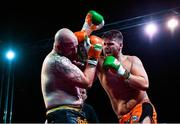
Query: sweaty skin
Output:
[[41, 52, 87, 108], [97, 54, 149, 116], [41, 28, 96, 109], [96, 30, 156, 123]]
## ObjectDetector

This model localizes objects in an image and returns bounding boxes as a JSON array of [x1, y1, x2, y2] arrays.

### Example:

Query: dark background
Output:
[[0, 0, 180, 123]]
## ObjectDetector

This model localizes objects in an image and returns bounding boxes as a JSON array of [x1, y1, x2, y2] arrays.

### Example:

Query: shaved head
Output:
[[55, 28, 76, 41], [53, 28, 78, 52]]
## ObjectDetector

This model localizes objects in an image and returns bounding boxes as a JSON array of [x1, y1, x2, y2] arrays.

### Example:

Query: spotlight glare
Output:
[[6, 50, 15, 60], [144, 23, 158, 38], [167, 18, 179, 31]]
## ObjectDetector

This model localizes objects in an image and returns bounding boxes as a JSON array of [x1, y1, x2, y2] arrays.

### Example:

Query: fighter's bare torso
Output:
[[97, 55, 149, 116], [41, 52, 86, 109]]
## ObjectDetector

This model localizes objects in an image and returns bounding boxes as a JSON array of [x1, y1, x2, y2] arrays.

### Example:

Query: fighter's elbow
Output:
[[141, 80, 149, 91], [87, 83, 93, 89], [83, 79, 93, 89], [82, 83, 92, 89]]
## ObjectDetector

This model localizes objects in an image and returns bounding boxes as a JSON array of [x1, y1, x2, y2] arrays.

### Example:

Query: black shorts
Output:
[[46, 103, 99, 123]]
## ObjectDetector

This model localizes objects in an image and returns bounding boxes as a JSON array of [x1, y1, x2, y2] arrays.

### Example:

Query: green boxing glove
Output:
[[103, 56, 130, 79], [89, 10, 104, 25], [82, 10, 105, 36]]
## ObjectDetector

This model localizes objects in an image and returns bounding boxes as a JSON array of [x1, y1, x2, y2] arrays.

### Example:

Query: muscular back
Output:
[[97, 55, 149, 116], [41, 51, 86, 109]]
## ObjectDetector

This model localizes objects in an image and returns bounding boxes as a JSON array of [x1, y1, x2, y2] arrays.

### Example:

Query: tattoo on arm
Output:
[[54, 56, 83, 82]]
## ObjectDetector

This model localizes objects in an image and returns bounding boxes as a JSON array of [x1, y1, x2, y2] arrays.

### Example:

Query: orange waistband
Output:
[[118, 99, 151, 119]]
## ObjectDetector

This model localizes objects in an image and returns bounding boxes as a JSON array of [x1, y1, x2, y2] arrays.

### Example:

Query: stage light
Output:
[[166, 18, 179, 31], [3, 49, 16, 123], [144, 23, 158, 38], [6, 50, 15, 60]]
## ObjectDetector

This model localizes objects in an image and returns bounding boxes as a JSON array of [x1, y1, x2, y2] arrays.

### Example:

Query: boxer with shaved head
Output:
[[41, 28, 103, 123]]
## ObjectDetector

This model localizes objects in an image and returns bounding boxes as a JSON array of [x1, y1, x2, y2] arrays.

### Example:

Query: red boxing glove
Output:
[[87, 35, 104, 60], [74, 31, 88, 44], [74, 31, 104, 66], [85, 35, 104, 66]]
